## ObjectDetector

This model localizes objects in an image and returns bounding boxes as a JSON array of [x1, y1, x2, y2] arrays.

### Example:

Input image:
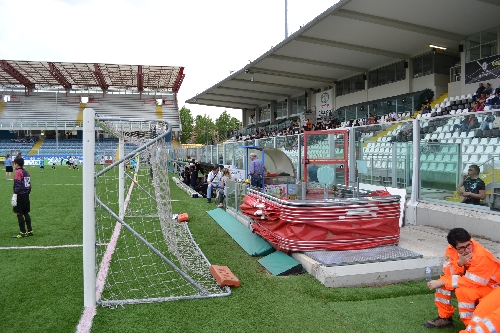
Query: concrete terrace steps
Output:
[[0, 92, 81, 123]]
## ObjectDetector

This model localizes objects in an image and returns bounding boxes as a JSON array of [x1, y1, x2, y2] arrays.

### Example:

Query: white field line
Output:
[[0, 244, 82, 250], [76, 180, 135, 333]]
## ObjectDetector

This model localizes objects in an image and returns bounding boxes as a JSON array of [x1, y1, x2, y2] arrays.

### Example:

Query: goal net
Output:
[[83, 109, 230, 307]]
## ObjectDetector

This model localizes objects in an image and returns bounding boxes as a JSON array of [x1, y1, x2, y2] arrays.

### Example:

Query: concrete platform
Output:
[[292, 225, 500, 288], [225, 208, 500, 288]]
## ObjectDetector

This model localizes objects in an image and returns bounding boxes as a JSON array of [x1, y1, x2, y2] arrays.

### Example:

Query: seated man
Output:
[[424, 228, 500, 328], [451, 115, 470, 134], [459, 288, 500, 333], [484, 82, 493, 95], [473, 83, 486, 101], [457, 164, 486, 205], [422, 102, 432, 114], [206, 164, 221, 203], [465, 114, 480, 135], [388, 110, 398, 121], [397, 122, 412, 141], [480, 112, 495, 131]]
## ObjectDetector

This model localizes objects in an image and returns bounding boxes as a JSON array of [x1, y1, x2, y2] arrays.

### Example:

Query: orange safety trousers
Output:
[[455, 285, 493, 326], [435, 287, 455, 319], [459, 288, 500, 333]]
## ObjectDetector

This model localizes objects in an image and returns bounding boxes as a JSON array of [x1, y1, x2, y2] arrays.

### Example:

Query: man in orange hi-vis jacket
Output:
[[424, 228, 500, 328], [459, 288, 500, 333]]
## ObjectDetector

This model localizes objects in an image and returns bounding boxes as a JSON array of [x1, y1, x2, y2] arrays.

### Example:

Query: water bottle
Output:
[[425, 266, 432, 281]]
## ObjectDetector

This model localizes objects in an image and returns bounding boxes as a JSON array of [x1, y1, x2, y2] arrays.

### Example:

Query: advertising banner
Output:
[[315, 89, 333, 120], [465, 55, 500, 84]]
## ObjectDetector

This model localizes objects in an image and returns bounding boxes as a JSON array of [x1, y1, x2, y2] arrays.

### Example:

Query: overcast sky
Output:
[[0, 0, 338, 121]]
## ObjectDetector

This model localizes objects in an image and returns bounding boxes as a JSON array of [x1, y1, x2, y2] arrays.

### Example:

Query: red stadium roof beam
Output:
[[93, 64, 109, 94], [0, 60, 36, 95], [48, 62, 72, 92], [137, 65, 144, 98], [172, 67, 184, 93]]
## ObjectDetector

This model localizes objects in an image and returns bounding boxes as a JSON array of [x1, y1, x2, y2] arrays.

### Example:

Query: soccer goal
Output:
[[83, 108, 230, 308]]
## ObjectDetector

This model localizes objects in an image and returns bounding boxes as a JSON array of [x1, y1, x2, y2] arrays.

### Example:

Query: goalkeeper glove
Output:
[[11, 194, 17, 207]]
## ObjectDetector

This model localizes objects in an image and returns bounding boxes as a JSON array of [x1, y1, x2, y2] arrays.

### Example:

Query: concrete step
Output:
[[292, 225, 500, 288]]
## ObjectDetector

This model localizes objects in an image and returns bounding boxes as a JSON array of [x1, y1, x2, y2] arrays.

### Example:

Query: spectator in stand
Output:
[[451, 115, 471, 134], [470, 102, 478, 113], [367, 113, 376, 125], [485, 83, 493, 95], [306, 119, 311, 131], [473, 82, 486, 101], [485, 93, 497, 106], [480, 112, 495, 131], [494, 85, 500, 96], [476, 101, 485, 112], [478, 93, 487, 105], [494, 94, 500, 110], [422, 101, 432, 115], [465, 114, 479, 136], [388, 110, 398, 121], [457, 164, 486, 205], [397, 122, 412, 141]]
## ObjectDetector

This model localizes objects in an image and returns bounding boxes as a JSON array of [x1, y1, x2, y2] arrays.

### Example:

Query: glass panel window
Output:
[[259, 106, 270, 123], [422, 53, 433, 76], [481, 41, 497, 58], [386, 63, 396, 84], [413, 56, 423, 78], [481, 28, 497, 44], [297, 95, 306, 115], [396, 61, 406, 81], [291, 98, 298, 115], [369, 70, 377, 88], [465, 26, 499, 62], [467, 32, 481, 49], [378, 67, 387, 86], [469, 47, 481, 62], [276, 100, 287, 118]]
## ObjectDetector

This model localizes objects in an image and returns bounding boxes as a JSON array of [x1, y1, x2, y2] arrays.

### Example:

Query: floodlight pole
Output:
[[83, 108, 96, 307], [285, 0, 288, 39]]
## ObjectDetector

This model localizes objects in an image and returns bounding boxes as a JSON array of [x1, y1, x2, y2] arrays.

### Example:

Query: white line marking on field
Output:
[[36, 184, 83, 186], [0, 244, 82, 250]]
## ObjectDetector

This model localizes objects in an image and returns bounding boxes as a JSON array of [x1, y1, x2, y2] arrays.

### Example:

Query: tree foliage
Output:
[[179, 106, 194, 144], [194, 114, 216, 145], [179, 107, 242, 144], [215, 111, 241, 141]]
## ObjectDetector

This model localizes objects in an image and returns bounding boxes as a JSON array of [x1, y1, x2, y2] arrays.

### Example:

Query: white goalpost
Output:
[[82, 108, 230, 308]]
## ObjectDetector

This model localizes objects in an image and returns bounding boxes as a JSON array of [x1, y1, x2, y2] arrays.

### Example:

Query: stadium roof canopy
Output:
[[0, 60, 184, 93], [186, 0, 500, 110]]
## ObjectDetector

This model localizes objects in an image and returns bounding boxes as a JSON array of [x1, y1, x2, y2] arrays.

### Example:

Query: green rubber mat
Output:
[[258, 251, 304, 276], [207, 208, 275, 257]]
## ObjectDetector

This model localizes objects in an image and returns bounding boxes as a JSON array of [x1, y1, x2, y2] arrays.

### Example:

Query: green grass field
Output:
[[0, 165, 465, 333]]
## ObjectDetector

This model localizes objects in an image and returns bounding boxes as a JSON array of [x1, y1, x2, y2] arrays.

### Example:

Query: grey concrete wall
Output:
[[415, 201, 500, 242]]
